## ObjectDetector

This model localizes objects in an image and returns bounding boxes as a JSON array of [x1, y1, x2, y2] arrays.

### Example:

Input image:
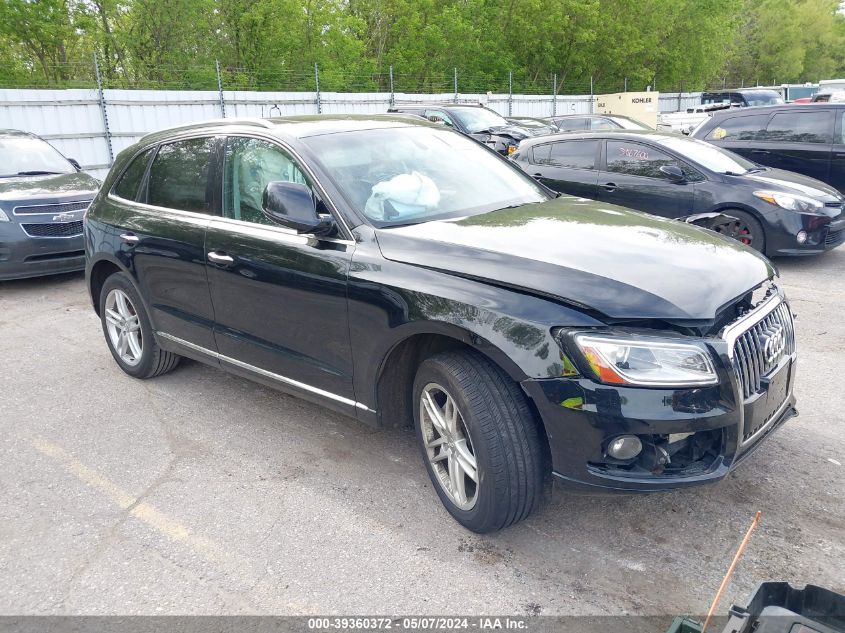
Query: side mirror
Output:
[[660, 165, 686, 182], [261, 181, 334, 235], [68, 158, 81, 171]]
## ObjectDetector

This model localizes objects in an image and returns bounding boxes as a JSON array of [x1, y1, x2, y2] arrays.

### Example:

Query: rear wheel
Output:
[[99, 272, 180, 378], [714, 209, 766, 253], [413, 351, 545, 533]]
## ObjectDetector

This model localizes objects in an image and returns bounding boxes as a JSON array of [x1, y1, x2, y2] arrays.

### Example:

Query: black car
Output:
[[549, 113, 652, 132], [692, 103, 845, 196], [0, 130, 101, 280], [85, 115, 797, 533], [701, 89, 784, 108], [387, 103, 540, 154], [512, 130, 844, 255]]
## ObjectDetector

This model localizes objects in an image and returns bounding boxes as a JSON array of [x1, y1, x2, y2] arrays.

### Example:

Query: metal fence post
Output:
[[314, 63, 321, 114], [389, 65, 394, 107], [508, 71, 513, 116], [589, 75, 594, 113], [215, 59, 226, 118], [453, 68, 458, 103], [678, 82, 682, 111], [552, 73, 557, 116], [93, 52, 114, 165], [624, 77, 628, 92]]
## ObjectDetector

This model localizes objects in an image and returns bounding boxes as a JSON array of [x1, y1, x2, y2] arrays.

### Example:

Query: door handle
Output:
[[835, 153, 845, 158], [207, 251, 234, 266], [600, 182, 617, 192], [119, 232, 139, 246], [751, 149, 770, 155]]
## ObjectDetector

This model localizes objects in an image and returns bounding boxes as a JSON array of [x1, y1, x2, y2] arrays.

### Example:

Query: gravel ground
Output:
[[0, 251, 843, 617]]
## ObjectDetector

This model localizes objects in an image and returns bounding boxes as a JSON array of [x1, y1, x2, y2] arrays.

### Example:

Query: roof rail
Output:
[[139, 117, 274, 142]]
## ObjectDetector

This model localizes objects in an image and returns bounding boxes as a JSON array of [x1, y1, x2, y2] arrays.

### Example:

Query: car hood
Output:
[[740, 168, 842, 202], [0, 172, 101, 204], [375, 197, 774, 321]]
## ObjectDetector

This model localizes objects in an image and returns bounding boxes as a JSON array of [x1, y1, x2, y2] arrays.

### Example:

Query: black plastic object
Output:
[[721, 582, 845, 633]]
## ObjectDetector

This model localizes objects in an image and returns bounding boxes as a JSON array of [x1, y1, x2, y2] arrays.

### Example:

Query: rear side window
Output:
[[147, 137, 217, 213], [605, 141, 677, 179], [761, 110, 833, 144], [113, 148, 153, 201], [589, 118, 616, 131], [548, 140, 599, 169], [531, 144, 552, 164], [554, 117, 588, 132], [705, 114, 769, 141]]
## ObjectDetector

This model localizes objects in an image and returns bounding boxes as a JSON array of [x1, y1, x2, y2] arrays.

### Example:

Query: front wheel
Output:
[[714, 209, 766, 253], [413, 351, 545, 533], [99, 272, 181, 379]]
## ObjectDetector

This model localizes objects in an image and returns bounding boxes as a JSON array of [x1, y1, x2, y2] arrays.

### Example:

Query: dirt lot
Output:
[[0, 251, 843, 617]]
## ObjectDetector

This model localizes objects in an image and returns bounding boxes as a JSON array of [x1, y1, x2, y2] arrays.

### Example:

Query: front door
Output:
[[755, 109, 834, 183], [204, 135, 356, 406], [596, 139, 694, 218]]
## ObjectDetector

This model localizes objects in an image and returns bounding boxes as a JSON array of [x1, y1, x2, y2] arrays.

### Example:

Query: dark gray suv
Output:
[[0, 130, 101, 281]]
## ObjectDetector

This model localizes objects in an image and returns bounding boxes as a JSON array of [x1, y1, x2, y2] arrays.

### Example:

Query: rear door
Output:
[[110, 135, 220, 351], [527, 139, 600, 198], [204, 135, 356, 406], [596, 139, 694, 217], [754, 108, 834, 182]]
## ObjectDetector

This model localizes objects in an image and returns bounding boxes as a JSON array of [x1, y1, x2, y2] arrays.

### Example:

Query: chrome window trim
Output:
[[156, 332, 374, 413]]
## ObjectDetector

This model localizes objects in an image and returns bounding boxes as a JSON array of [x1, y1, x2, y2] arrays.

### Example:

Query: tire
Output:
[[412, 350, 545, 533], [717, 209, 766, 253], [99, 272, 180, 379]]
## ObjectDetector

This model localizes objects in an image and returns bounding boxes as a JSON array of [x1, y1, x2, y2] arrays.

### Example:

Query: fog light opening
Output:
[[796, 230, 808, 245], [606, 435, 643, 460]]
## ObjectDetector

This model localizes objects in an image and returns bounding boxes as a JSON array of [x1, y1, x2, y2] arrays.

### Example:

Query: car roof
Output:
[[138, 114, 439, 144], [518, 129, 680, 146], [706, 102, 845, 120], [0, 129, 37, 139]]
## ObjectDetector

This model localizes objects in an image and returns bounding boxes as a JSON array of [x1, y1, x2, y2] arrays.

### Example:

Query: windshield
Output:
[[742, 91, 784, 106], [656, 135, 758, 174], [608, 116, 652, 130], [449, 107, 509, 133], [302, 126, 549, 227], [0, 137, 75, 177]]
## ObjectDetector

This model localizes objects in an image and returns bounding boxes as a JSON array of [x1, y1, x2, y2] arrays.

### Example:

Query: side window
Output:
[[605, 141, 677, 179], [589, 118, 615, 131], [761, 110, 833, 144], [223, 136, 309, 225], [531, 144, 552, 165], [147, 137, 217, 213], [705, 114, 769, 141], [730, 93, 745, 105], [425, 110, 455, 127], [113, 148, 153, 201], [555, 117, 587, 132], [548, 140, 599, 169], [841, 111, 845, 144]]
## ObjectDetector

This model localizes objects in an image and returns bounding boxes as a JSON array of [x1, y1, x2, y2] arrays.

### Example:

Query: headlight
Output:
[[570, 333, 718, 387], [0, 209, 9, 222], [753, 190, 824, 213]]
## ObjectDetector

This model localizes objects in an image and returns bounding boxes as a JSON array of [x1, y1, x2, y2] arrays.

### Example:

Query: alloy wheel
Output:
[[419, 382, 479, 511], [104, 288, 143, 366]]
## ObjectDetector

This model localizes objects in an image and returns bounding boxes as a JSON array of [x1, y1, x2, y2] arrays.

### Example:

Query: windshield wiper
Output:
[[14, 170, 63, 176]]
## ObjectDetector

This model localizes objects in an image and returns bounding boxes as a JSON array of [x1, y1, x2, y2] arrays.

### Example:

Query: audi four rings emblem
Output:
[[761, 324, 786, 365]]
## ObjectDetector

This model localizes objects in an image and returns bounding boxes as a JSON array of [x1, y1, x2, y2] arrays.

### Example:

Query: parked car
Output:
[[549, 113, 652, 132], [387, 103, 539, 154], [86, 115, 797, 533], [692, 103, 845, 195], [792, 91, 845, 103], [0, 129, 100, 281], [512, 130, 844, 255], [701, 89, 784, 108]]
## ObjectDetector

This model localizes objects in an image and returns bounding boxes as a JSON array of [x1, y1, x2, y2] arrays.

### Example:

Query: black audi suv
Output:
[[0, 129, 101, 280], [85, 115, 797, 532]]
